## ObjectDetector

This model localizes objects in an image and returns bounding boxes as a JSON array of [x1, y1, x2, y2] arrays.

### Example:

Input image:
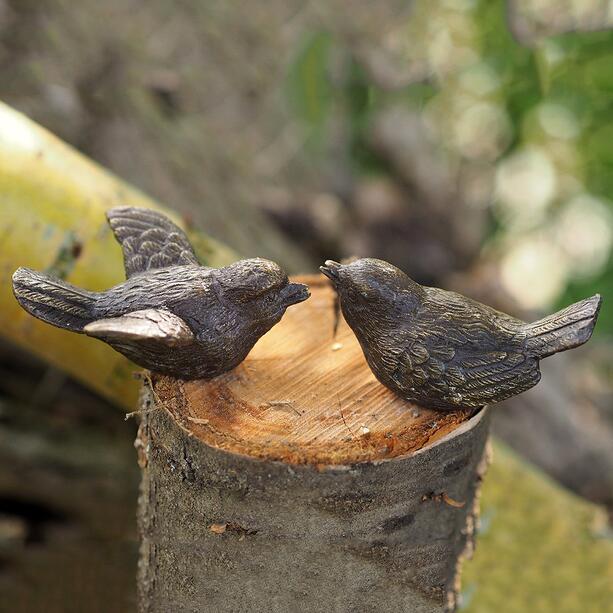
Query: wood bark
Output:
[[136, 276, 491, 613]]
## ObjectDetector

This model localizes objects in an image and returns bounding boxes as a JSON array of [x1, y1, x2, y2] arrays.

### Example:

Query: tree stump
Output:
[[136, 276, 491, 613]]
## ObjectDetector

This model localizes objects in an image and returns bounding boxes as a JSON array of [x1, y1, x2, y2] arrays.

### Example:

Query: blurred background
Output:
[[0, 1, 612, 611]]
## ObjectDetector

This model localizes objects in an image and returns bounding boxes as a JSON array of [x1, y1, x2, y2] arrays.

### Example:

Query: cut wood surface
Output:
[[153, 276, 475, 466], [139, 276, 489, 613]]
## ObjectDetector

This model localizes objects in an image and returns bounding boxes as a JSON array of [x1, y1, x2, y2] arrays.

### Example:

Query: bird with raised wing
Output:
[[320, 258, 601, 412], [13, 207, 309, 379]]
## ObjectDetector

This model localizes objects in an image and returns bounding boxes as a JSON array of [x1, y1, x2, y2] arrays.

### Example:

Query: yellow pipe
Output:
[[0, 102, 236, 408]]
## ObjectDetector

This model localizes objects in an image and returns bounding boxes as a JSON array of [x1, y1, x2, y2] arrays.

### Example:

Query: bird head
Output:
[[218, 258, 309, 323], [319, 258, 423, 326]]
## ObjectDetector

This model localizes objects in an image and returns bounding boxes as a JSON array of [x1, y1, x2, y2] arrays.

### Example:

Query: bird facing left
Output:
[[12, 207, 310, 379]]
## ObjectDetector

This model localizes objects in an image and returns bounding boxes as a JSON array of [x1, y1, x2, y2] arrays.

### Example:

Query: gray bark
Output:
[[137, 385, 491, 613]]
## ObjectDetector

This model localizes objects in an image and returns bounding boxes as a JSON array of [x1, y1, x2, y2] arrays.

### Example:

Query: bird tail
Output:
[[525, 294, 602, 358], [12, 268, 97, 332]]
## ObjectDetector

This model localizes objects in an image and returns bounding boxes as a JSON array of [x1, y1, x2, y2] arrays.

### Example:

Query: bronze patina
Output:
[[13, 207, 309, 379], [321, 258, 601, 411]]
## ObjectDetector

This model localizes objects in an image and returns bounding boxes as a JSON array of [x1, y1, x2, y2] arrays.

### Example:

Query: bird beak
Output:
[[281, 282, 310, 306], [319, 260, 341, 284]]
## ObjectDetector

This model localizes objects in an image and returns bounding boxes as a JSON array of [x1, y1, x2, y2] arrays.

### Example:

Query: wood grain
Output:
[[153, 275, 474, 465]]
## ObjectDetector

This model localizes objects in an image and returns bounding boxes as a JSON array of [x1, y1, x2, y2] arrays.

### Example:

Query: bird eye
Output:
[[361, 291, 368, 299]]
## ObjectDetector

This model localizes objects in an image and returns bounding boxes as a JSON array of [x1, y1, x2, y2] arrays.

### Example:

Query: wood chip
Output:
[[187, 416, 210, 425], [442, 493, 465, 508]]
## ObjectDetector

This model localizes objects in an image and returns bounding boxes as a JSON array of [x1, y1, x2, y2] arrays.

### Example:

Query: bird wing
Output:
[[392, 287, 537, 407], [107, 207, 199, 278], [443, 350, 540, 406], [394, 338, 539, 408], [83, 308, 194, 347]]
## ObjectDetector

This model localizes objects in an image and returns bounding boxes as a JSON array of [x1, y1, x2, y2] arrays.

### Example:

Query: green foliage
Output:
[[471, 5, 613, 322], [284, 2, 611, 333], [285, 31, 334, 147]]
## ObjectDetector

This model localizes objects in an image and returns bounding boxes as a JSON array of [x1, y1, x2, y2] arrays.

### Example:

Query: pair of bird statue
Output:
[[13, 207, 602, 413]]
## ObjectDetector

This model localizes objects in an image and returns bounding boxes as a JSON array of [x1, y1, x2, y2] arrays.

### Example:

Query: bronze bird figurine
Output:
[[320, 258, 602, 412], [13, 207, 309, 379]]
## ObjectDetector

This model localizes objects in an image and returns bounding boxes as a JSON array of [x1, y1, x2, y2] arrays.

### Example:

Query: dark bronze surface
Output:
[[320, 258, 602, 412], [12, 207, 309, 379]]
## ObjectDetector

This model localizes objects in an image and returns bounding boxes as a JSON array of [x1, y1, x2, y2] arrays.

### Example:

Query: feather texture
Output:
[[106, 207, 199, 278], [525, 294, 601, 358], [322, 258, 601, 411], [13, 207, 309, 379], [12, 268, 95, 331]]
